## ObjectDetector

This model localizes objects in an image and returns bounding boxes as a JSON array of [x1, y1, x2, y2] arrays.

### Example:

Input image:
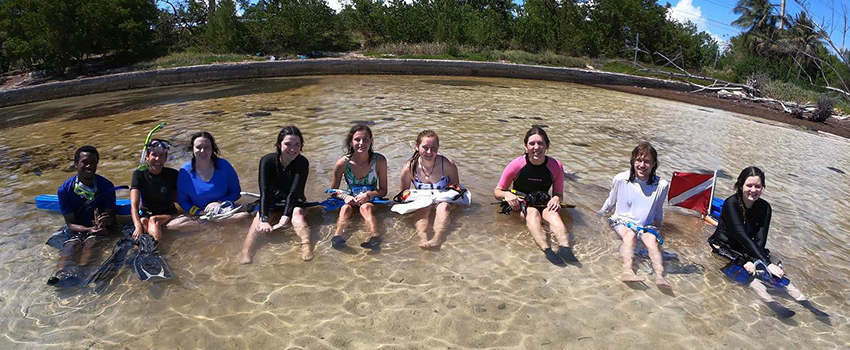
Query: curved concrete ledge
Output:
[[0, 59, 692, 108]]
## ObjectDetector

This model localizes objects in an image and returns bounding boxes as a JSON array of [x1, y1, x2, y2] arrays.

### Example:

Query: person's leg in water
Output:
[[783, 282, 829, 317], [359, 203, 381, 249], [332, 204, 354, 248], [524, 207, 561, 265], [145, 214, 173, 241], [423, 202, 452, 249], [414, 206, 431, 248], [78, 236, 99, 266], [166, 215, 197, 229], [748, 279, 795, 318], [542, 207, 577, 263], [57, 239, 82, 272], [239, 211, 283, 264], [291, 207, 312, 261], [639, 232, 669, 288], [615, 225, 644, 282]]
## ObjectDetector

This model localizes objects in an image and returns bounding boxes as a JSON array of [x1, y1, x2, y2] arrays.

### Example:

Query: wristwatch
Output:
[[260, 215, 269, 223]]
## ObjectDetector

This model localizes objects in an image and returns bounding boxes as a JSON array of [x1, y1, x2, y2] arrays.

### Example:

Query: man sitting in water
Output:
[[598, 142, 671, 288], [49, 146, 117, 285]]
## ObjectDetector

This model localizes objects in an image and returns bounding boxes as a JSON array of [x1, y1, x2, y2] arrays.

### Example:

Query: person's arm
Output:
[[282, 157, 309, 218], [398, 160, 414, 192], [257, 155, 276, 222], [374, 154, 389, 198], [329, 157, 354, 204], [652, 181, 670, 226], [722, 198, 771, 263], [598, 175, 620, 216], [494, 157, 522, 211], [547, 158, 565, 212], [222, 160, 242, 203], [444, 156, 461, 186], [129, 171, 144, 239], [177, 168, 199, 215]]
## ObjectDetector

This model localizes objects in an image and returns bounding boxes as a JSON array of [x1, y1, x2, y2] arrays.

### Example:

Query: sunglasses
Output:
[[147, 139, 171, 150]]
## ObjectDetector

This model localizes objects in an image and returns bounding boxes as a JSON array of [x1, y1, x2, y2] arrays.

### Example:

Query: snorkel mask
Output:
[[137, 122, 168, 171]]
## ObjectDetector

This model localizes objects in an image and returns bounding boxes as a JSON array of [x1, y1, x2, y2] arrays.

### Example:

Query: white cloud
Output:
[[668, 0, 707, 29], [326, 0, 345, 12], [668, 0, 729, 49]]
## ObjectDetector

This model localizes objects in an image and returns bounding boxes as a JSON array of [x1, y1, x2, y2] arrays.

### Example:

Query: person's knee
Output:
[[640, 234, 659, 248], [339, 204, 353, 216], [621, 230, 637, 244], [359, 204, 373, 215], [292, 209, 308, 228], [436, 202, 451, 214]]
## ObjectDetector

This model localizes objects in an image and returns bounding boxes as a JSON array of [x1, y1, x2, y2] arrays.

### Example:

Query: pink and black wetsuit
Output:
[[497, 154, 564, 195]]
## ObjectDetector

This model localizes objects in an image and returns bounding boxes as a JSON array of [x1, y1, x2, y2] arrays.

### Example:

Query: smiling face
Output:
[[632, 152, 656, 181], [75, 152, 98, 181], [146, 147, 168, 173], [741, 175, 764, 205], [351, 130, 372, 155], [416, 136, 439, 162], [525, 134, 548, 161], [193, 137, 212, 163], [279, 134, 302, 164]]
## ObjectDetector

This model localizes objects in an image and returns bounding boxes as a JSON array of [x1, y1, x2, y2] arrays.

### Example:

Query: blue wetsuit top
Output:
[[177, 158, 242, 216], [58, 174, 116, 226]]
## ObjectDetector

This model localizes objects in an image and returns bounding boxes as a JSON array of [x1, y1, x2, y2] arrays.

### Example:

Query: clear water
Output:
[[0, 76, 847, 349]]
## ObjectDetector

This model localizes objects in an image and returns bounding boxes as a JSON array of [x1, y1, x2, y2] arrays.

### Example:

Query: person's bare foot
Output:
[[301, 243, 313, 261], [238, 251, 253, 264], [622, 269, 645, 282], [655, 276, 671, 288], [419, 238, 441, 249], [418, 238, 430, 249]]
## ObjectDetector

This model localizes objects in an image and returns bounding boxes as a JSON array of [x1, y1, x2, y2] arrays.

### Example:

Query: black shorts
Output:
[[140, 206, 177, 217]]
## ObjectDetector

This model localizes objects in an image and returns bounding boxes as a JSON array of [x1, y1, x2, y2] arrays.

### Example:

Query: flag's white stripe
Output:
[[669, 178, 713, 206]]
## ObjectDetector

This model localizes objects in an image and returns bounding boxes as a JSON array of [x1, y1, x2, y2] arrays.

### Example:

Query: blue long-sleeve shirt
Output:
[[177, 158, 242, 215]]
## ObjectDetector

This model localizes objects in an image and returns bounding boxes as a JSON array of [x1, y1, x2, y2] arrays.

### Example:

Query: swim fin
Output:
[[133, 233, 171, 281], [47, 265, 84, 288], [84, 237, 135, 292]]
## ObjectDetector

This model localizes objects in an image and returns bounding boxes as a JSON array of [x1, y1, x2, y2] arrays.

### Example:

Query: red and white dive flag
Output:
[[668, 171, 716, 216]]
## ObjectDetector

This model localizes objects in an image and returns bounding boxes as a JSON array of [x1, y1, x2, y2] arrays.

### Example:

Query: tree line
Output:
[[0, 0, 847, 97]]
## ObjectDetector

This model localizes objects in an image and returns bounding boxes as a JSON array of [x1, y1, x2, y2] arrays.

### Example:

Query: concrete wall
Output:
[[0, 59, 693, 108]]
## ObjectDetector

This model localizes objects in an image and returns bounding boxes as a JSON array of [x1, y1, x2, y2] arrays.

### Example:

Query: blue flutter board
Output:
[[35, 195, 132, 216]]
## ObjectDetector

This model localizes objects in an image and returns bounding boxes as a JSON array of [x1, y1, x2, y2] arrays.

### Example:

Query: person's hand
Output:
[[273, 216, 291, 230], [743, 261, 756, 275], [342, 194, 356, 205], [767, 263, 785, 278], [204, 202, 222, 214], [256, 222, 273, 234], [504, 192, 521, 212], [132, 226, 143, 240], [546, 197, 561, 212], [596, 209, 606, 218], [354, 193, 370, 205]]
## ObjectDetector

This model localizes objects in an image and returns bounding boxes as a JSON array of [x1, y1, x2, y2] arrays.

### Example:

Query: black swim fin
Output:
[[133, 234, 172, 281], [47, 265, 85, 288], [85, 237, 135, 292]]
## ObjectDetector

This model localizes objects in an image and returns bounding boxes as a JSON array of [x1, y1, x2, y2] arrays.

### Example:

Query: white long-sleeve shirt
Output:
[[599, 171, 669, 226]]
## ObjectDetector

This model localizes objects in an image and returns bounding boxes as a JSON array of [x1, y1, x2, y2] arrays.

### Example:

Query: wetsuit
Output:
[[258, 153, 309, 221], [497, 154, 564, 195], [411, 155, 450, 190], [57, 174, 117, 243], [177, 158, 242, 216], [131, 168, 179, 216], [709, 194, 773, 264]]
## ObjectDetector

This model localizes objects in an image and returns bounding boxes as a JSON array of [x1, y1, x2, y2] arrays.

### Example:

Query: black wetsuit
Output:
[[131, 168, 178, 215], [708, 194, 773, 264], [258, 153, 309, 220]]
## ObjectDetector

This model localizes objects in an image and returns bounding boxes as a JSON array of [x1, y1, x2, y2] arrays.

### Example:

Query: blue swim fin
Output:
[[134, 234, 171, 282], [721, 263, 755, 285]]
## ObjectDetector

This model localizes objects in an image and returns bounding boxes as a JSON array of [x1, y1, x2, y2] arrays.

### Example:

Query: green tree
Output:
[[202, 0, 247, 53]]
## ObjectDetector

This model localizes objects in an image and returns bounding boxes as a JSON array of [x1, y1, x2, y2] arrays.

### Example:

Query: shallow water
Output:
[[1, 75, 848, 349]]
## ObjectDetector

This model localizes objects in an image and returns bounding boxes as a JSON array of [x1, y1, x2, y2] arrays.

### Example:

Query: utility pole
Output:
[[780, 0, 786, 29]]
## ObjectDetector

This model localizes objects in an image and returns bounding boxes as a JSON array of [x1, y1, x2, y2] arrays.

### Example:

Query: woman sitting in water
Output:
[[130, 139, 182, 242], [329, 124, 388, 251], [240, 126, 312, 263], [398, 130, 461, 249], [709, 166, 828, 318], [598, 142, 670, 287], [177, 132, 249, 222], [494, 126, 577, 265]]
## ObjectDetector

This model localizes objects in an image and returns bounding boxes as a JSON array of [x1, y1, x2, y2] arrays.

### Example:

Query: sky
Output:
[[226, 0, 849, 53], [666, 0, 849, 51]]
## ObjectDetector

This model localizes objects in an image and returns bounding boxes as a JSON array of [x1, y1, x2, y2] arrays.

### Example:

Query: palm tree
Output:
[[732, 0, 780, 54]]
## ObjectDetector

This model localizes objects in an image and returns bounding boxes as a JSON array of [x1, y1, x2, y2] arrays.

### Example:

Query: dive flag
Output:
[[668, 171, 715, 216]]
